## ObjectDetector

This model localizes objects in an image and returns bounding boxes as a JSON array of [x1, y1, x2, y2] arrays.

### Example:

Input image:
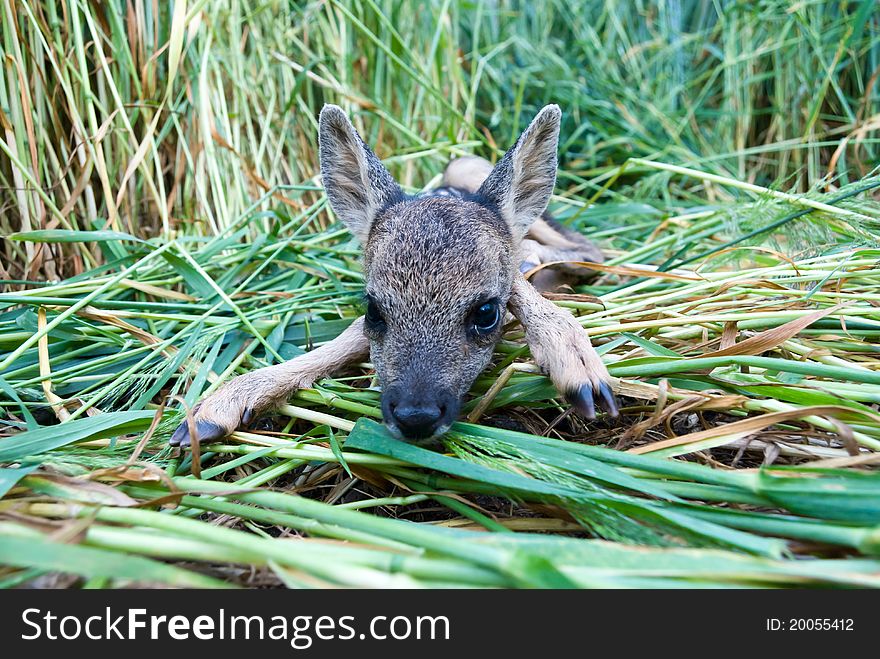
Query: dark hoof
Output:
[[566, 384, 595, 419], [597, 381, 619, 418], [566, 382, 619, 420], [169, 419, 227, 448]]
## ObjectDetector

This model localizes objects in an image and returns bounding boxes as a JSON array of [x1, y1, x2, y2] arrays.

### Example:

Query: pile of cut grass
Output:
[[2, 1, 880, 588]]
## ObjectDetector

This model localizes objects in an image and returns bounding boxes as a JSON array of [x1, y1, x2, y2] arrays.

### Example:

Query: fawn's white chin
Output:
[[384, 421, 451, 445]]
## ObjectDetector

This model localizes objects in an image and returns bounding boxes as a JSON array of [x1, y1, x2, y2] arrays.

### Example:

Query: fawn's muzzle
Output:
[[382, 385, 459, 440]]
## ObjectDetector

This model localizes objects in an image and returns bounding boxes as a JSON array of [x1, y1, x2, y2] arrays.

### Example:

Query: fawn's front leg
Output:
[[507, 275, 618, 419], [170, 317, 370, 447]]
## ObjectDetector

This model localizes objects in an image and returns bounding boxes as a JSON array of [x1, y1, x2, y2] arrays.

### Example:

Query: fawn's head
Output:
[[318, 104, 561, 440]]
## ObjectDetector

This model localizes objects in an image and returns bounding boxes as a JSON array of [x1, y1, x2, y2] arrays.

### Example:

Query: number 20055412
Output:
[[766, 619, 854, 631]]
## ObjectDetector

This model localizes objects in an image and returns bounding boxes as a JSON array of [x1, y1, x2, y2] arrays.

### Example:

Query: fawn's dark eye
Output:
[[365, 296, 385, 328], [471, 300, 500, 335]]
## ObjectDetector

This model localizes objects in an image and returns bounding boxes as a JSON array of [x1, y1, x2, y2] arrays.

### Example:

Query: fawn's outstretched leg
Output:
[[507, 275, 618, 419], [170, 317, 369, 447]]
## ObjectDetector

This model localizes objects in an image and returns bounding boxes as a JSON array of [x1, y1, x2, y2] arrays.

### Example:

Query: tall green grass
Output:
[[1, 1, 880, 588], [3, 0, 879, 278]]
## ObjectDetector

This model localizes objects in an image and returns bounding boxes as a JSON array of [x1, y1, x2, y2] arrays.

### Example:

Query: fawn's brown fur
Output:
[[171, 105, 616, 446]]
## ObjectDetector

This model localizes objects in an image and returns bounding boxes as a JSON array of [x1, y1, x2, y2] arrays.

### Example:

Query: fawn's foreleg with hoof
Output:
[[170, 317, 370, 447], [507, 274, 618, 419]]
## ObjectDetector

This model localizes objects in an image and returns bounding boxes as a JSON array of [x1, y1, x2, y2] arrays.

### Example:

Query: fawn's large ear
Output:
[[319, 105, 403, 242], [477, 104, 561, 241]]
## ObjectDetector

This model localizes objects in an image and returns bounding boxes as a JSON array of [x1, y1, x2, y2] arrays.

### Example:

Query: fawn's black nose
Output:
[[391, 402, 443, 438], [383, 386, 457, 440]]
